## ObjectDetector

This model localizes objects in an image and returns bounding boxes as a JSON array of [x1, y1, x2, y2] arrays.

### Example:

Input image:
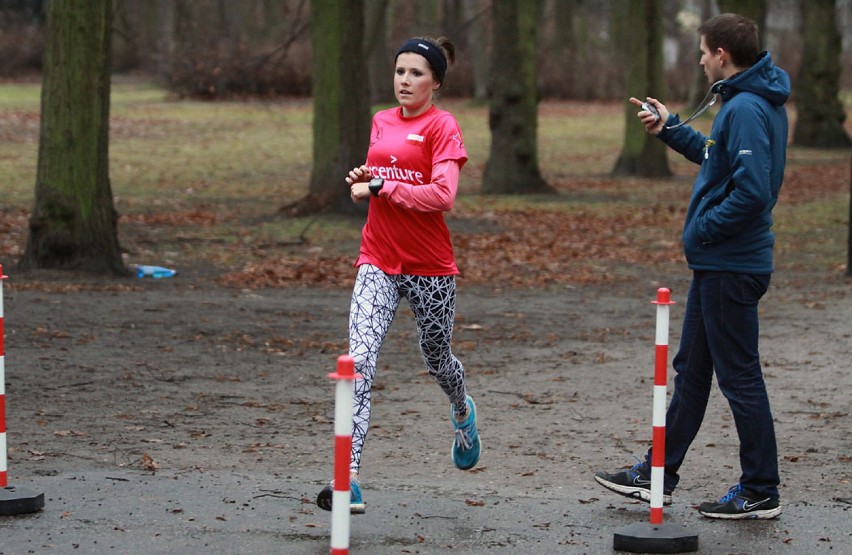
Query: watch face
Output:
[[369, 178, 383, 196]]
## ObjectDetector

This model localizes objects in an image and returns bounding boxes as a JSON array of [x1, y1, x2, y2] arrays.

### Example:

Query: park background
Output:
[[0, 2, 850, 554], [1, 0, 850, 284]]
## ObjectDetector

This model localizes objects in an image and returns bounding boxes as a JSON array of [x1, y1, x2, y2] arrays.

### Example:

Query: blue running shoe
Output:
[[316, 477, 366, 514], [698, 484, 781, 520], [594, 458, 673, 505], [451, 395, 481, 470]]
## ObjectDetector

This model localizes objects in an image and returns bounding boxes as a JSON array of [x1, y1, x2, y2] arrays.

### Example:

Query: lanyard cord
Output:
[[664, 80, 725, 130]]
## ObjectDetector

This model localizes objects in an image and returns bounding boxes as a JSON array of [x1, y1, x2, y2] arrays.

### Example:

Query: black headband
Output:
[[395, 39, 447, 84]]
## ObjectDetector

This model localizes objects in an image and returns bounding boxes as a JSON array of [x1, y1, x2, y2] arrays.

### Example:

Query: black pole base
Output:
[[614, 521, 698, 553], [0, 485, 45, 516]]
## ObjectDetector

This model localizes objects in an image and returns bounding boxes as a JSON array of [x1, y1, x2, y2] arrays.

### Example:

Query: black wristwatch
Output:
[[368, 177, 384, 197]]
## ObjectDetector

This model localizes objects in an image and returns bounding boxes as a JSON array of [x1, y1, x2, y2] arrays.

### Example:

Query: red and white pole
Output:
[[327, 355, 360, 555], [0, 264, 44, 515], [649, 287, 675, 525], [1, 265, 7, 489], [612, 288, 696, 552]]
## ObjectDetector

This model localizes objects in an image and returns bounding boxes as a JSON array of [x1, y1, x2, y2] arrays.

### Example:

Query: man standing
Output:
[[595, 13, 789, 520]]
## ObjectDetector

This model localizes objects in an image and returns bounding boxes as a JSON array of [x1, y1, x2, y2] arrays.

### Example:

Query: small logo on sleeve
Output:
[[704, 139, 716, 159], [452, 132, 464, 149]]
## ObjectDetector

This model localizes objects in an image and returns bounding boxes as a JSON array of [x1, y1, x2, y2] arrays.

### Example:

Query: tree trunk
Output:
[[550, 0, 576, 55], [686, 0, 714, 112], [440, 0, 466, 97], [20, 0, 127, 276], [482, 0, 553, 195], [612, 0, 671, 178], [365, 0, 394, 105], [415, 0, 441, 36], [717, 0, 767, 45], [155, 0, 176, 83], [463, 0, 489, 102], [285, 0, 371, 216], [792, 0, 851, 148], [848, 152, 852, 277]]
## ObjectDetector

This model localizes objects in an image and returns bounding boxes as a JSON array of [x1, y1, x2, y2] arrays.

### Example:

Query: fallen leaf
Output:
[[142, 453, 160, 471]]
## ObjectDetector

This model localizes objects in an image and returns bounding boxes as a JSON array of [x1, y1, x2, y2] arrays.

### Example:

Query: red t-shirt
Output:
[[356, 105, 468, 275]]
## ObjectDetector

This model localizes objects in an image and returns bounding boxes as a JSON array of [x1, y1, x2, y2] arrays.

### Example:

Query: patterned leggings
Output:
[[349, 264, 468, 473]]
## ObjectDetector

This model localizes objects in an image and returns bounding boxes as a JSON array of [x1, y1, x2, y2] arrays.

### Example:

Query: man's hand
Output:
[[629, 97, 668, 135]]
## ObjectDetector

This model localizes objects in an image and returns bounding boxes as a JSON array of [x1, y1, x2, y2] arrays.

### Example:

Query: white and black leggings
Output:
[[348, 264, 468, 473]]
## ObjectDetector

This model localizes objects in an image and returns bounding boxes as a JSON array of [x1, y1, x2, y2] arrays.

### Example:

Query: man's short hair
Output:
[[698, 13, 760, 68]]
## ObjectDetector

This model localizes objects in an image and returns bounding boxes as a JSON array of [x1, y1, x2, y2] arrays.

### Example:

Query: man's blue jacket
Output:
[[658, 52, 790, 274]]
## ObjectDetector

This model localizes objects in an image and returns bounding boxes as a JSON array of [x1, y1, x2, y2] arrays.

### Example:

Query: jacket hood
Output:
[[713, 52, 790, 107]]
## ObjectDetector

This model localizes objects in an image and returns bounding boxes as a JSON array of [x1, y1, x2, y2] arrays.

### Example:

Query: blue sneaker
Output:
[[451, 395, 481, 470], [316, 477, 366, 514], [698, 484, 781, 520]]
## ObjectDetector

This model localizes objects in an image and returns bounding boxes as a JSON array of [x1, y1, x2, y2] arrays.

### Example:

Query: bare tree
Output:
[[611, 0, 671, 177], [792, 0, 851, 148], [284, 0, 371, 215], [463, 0, 490, 102], [685, 0, 714, 112], [20, 0, 127, 275], [482, 0, 553, 194], [415, 0, 441, 36], [154, 0, 176, 80], [717, 0, 767, 44], [365, 0, 395, 104], [848, 152, 852, 277]]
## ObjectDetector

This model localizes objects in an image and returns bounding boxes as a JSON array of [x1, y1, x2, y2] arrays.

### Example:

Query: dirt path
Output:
[[0, 268, 850, 553]]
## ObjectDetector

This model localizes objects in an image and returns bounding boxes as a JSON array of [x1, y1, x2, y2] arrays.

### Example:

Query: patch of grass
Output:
[[0, 82, 41, 109], [109, 99, 314, 212], [1, 82, 316, 213]]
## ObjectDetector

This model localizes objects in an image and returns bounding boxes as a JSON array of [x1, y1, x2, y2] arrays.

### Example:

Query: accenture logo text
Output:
[[370, 164, 425, 185]]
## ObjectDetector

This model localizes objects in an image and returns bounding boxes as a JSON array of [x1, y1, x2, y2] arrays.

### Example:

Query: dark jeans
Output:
[[647, 270, 780, 499]]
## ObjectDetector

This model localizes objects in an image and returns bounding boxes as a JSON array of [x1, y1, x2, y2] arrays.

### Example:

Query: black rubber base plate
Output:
[[0, 485, 45, 516], [614, 521, 699, 553]]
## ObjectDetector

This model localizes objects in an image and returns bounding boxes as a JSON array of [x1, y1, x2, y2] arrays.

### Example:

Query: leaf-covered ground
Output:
[[2, 155, 849, 291], [179, 160, 852, 289]]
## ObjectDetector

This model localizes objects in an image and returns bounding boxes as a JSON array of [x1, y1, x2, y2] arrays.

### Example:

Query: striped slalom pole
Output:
[[649, 287, 674, 525], [612, 288, 696, 553], [0, 264, 45, 515], [1, 266, 7, 489], [327, 355, 360, 555]]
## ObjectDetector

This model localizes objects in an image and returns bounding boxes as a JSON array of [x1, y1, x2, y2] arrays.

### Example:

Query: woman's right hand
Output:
[[346, 165, 373, 203]]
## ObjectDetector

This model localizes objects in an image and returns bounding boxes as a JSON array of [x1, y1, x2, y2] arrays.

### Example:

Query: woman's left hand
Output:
[[345, 165, 371, 185]]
